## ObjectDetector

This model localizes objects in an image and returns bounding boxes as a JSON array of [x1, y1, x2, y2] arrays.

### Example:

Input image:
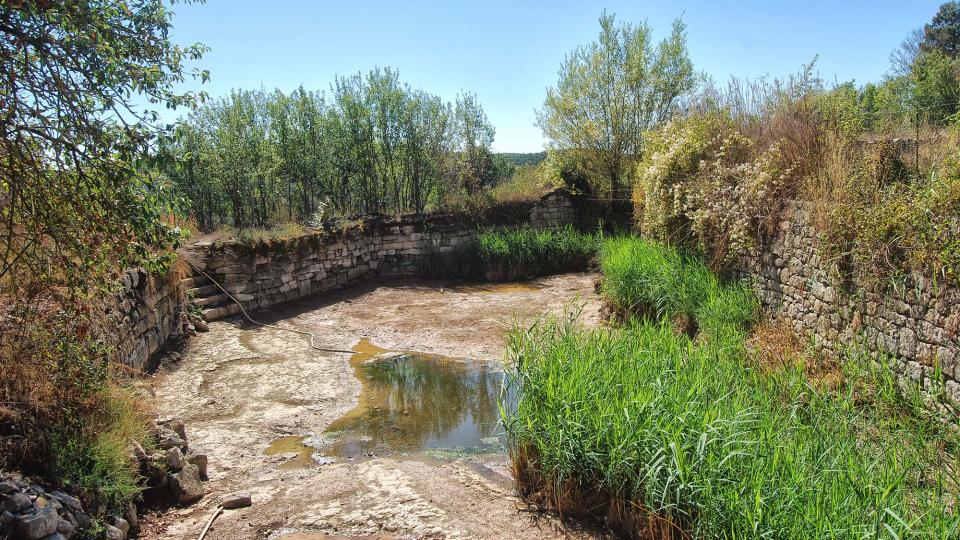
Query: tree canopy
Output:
[[537, 12, 695, 198], [166, 72, 498, 230], [0, 0, 207, 291]]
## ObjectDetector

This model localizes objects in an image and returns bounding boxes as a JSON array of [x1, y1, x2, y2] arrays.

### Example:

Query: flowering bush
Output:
[[635, 111, 791, 267]]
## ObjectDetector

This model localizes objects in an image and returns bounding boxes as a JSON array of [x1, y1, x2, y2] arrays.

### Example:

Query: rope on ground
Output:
[[181, 256, 354, 355], [197, 505, 223, 540]]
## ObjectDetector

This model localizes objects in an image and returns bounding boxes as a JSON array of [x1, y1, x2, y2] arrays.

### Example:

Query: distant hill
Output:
[[497, 151, 547, 167]]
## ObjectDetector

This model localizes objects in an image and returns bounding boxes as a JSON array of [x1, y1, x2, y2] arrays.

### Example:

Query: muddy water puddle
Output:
[[266, 338, 511, 468], [446, 281, 545, 294]]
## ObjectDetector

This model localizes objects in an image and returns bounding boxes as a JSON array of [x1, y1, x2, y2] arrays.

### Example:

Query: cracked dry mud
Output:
[[141, 273, 605, 539]]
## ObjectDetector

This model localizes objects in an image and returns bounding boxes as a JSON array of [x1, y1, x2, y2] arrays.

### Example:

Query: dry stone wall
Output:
[[107, 189, 573, 370], [187, 189, 579, 321], [193, 214, 479, 319], [107, 268, 191, 371], [736, 201, 960, 417], [530, 189, 577, 229]]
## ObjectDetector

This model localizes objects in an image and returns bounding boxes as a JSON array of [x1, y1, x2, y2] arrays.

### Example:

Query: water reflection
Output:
[[322, 339, 510, 457]]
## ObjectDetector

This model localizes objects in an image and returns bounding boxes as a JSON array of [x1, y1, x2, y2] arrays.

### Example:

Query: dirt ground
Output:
[[141, 273, 604, 540]]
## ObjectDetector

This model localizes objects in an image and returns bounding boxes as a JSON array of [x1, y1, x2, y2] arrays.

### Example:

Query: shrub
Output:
[[635, 111, 793, 268], [820, 141, 960, 288]]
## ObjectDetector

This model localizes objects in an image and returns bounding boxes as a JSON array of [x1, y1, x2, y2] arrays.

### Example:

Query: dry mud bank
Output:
[[141, 273, 603, 539]]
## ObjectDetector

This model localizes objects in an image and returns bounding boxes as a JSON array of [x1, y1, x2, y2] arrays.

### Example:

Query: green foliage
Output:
[[599, 237, 757, 333], [823, 142, 960, 287], [489, 164, 561, 203], [428, 226, 599, 281], [496, 152, 547, 167], [168, 71, 498, 230], [504, 237, 959, 539], [635, 111, 790, 267], [51, 386, 154, 512], [0, 0, 200, 291], [922, 1, 960, 58], [537, 11, 696, 197]]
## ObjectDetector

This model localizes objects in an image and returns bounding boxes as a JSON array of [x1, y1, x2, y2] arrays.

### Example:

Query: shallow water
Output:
[[265, 339, 510, 467], [446, 281, 545, 294]]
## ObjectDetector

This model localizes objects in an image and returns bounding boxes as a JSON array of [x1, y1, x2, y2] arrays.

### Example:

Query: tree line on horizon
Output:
[[164, 68, 510, 230]]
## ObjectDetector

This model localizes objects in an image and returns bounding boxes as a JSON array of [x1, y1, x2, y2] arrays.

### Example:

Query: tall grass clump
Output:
[[599, 236, 757, 334], [503, 237, 958, 539], [425, 225, 600, 281]]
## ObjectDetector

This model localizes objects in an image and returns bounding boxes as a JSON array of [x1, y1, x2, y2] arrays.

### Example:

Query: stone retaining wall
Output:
[[107, 268, 190, 371], [736, 201, 960, 417], [194, 214, 479, 318], [187, 189, 579, 320], [530, 189, 577, 229]]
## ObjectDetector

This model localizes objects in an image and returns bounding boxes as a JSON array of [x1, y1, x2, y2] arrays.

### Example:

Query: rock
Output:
[[219, 491, 251, 510], [155, 427, 187, 451], [0, 510, 14, 523], [40, 534, 67, 540], [193, 318, 210, 332], [169, 464, 204, 504], [49, 492, 82, 515], [3, 492, 31, 512], [186, 452, 208, 479], [0, 481, 16, 495], [161, 418, 187, 441], [129, 441, 148, 467], [165, 446, 186, 472], [18, 506, 59, 539], [55, 517, 75, 538], [110, 516, 130, 538], [104, 523, 124, 540], [124, 502, 138, 532]]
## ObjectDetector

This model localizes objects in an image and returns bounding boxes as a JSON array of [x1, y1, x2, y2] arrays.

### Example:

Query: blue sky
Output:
[[164, 1, 944, 152]]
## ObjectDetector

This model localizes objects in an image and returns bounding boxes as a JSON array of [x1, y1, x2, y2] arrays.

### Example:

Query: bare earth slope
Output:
[[142, 273, 602, 539]]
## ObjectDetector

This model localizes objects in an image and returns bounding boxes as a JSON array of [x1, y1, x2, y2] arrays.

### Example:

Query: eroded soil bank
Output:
[[141, 273, 602, 539]]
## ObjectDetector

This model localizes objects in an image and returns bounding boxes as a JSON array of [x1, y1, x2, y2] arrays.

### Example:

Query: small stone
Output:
[[219, 491, 251, 510], [55, 517, 75, 537], [40, 534, 67, 540], [161, 418, 187, 441], [193, 318, 210, 332], [165, 447, 186, 472], [104, 523, 124, 540], [0, 481, 16, 495], [18, 505, 58, 539], [124, 502, 138, 532], [169, 464, 204, 504], [3, 492, 31, 512], [110, 516, 130, 538], [129, 441, 148, 466], [186, 452, 208, 479], [1, 510, 14, 523], [155, 427, 187, 451]]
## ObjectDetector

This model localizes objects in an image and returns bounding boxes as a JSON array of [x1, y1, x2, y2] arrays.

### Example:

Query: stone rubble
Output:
[[1, 416, 209, 540]]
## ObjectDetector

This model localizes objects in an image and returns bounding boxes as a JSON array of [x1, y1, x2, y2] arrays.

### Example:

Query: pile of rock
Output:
[[135, 417, 209, 506], [0, 472, 134, 540]]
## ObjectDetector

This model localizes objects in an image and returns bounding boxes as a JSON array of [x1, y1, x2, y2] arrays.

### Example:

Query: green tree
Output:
[[537, 11, 695, 198], [0, 0, 207, 288], [922, 1, 960, 58]]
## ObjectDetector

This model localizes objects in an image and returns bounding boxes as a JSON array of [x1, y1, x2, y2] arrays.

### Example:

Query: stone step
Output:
[[188, 284, 220, 298], [181, 275, 211, 289], [194, 293, 229, 308], [201, 302, 241, 322]]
